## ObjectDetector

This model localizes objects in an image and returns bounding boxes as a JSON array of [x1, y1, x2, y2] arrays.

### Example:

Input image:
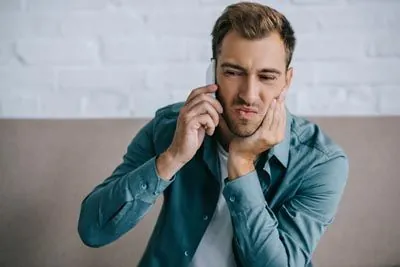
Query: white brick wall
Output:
[[0, 0, 399, 118]]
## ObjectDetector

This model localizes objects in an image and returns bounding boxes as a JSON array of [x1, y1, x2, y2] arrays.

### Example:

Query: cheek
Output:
[[262, 84, 284, 100], [216, 84, 237, 103], [260, 89, 276, 104], [215, 89, 230, 111]]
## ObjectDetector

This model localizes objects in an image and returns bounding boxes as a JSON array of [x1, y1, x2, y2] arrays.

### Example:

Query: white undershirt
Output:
[[189, 142, 237, 267]]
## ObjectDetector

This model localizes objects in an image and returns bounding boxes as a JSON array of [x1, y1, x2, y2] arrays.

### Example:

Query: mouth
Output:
[[235, 108, 258, 119]]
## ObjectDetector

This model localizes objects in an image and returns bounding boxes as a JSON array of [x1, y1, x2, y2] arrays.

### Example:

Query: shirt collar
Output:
[[266, 106, 292, 169]]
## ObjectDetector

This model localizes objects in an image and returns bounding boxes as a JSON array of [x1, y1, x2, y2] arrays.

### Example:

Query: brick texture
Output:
[[0, 0, 398, 118]]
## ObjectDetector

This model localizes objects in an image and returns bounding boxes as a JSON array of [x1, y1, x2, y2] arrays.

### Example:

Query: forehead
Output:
[[218, 30, 286, 70]]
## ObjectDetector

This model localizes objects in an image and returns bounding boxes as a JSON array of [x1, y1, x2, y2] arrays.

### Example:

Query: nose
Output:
[[238, 75, 259, 106]]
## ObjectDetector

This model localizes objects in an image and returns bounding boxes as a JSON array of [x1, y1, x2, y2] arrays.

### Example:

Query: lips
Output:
[[235, 107, 258, 119], [236, 107, 258, 113]]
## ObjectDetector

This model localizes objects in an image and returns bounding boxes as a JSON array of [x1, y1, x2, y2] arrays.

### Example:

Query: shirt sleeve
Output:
[[77, 117, 175, 248], [223, 154, 349, 267]]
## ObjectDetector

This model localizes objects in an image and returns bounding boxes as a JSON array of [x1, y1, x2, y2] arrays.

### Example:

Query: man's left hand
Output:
[[223, 92, 287, 179]]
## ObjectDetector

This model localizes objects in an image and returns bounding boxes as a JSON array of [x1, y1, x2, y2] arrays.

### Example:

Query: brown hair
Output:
[[211, 2, 296, 68]]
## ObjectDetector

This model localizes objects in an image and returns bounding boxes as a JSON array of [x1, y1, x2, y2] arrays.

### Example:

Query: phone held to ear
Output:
[[206, 59, 216, 98]]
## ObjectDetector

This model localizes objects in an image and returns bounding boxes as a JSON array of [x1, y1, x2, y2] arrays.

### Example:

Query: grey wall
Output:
[[0, 117, 399, 266]]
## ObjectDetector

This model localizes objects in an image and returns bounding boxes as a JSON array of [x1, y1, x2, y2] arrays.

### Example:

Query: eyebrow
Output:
[[220, 62, 282, 75]]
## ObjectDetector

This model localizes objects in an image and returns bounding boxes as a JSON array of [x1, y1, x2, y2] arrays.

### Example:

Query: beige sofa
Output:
[[0, 117, 399, 267]]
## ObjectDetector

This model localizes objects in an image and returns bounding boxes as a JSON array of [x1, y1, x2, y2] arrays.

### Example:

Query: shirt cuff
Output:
[[126, 155, 175, 204], [223, 170, 267, 212]]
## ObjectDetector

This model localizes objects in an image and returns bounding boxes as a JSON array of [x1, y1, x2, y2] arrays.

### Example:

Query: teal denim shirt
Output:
[[78, 102, 349, 267]]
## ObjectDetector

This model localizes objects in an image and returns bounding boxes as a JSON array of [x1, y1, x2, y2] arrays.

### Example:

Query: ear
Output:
[[284, 67, 293, 92], [277, 67, 293, 102]]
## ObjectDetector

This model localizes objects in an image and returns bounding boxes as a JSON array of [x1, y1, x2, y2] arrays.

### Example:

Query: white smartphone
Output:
[[206, 59, 216, 98]]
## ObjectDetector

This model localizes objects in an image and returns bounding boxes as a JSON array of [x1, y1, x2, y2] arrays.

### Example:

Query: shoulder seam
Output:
[[290, 118, 345, 160]]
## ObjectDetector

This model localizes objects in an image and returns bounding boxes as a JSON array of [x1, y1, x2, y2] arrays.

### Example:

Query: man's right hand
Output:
[[169, 84, 223, 164], [156, 85, 223, 180]]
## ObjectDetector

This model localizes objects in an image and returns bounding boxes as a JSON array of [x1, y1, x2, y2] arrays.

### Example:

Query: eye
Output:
[[224, 70, 242, 76], [260, 75, 277, 81]]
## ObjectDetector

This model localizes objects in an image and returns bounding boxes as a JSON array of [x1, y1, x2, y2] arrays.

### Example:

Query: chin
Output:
[[232, 126, 258, 137], [226, 117, 261, 138]]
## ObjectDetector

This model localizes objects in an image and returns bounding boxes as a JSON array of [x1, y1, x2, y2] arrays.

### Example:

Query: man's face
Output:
[[216, 30, 293, 137]]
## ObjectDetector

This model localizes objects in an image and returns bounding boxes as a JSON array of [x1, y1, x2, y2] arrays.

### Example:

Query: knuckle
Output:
[[196, 94, 206, 103], [203, 99, 211, 108], [180, 105, 188, 114], [182, 115, 190, 125]]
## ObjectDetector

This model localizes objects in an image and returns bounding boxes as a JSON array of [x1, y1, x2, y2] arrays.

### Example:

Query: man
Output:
[[78, 2, 349, 267]]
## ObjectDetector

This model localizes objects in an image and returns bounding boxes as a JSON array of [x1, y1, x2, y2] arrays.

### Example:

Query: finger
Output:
[[186, 101, 219, 128], [270, 99, 281, 131], [185, 93, 223, 114], [190, 114, 215, 136], [186, 84, 218, 104], [276, 101, 286, 134], [280, 102, 287, 132], [262, 99, 276, 130], [277, 89, 287, 103]]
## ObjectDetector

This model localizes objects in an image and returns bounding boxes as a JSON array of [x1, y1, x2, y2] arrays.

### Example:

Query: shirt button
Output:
[[184, 251, 189, 257], [229, 195, 236, 202], [141, 183, 147, 190], [203, 215, 209, 221]]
